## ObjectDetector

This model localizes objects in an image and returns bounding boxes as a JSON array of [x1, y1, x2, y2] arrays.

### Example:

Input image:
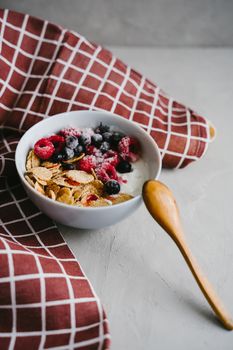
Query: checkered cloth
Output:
[[0, 132, 111, 348], [0, 9, 213, 169], [0, 8, 213, 350]]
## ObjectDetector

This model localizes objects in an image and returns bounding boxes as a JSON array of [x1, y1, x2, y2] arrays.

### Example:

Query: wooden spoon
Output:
[[142, 180, 233, 330]]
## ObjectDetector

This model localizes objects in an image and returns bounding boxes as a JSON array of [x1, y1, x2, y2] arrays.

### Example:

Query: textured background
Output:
[[1, 0, 233, 46]]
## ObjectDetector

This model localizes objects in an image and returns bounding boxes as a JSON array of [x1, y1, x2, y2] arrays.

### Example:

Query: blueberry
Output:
[[74, 144, 85, 156], [111, 132, 124, 147], [61, 162, 75, 170], [95, 122, 110, 134], [117, 160, 132, 173], [63, 147, 74, 160], [102, 132, 113, 142], [51, 153, 63, 163], [65, 136, 79, 149], [79, 134, 91, 146], [91, 133, 103, 147], [100, 141, 110, 153], [104, 180, 120, 195]]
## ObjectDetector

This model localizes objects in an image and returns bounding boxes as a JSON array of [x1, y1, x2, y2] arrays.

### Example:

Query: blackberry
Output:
[[61, 162, 75, 170], [65, 136, 79, 149], [100, 141, 110, 154], [51, 153, 63, 163], [111, 132, 124, 147], [102, 132, 113, 142], [62, 147, 74, 160], [91, 133, 103, 147], [95, 122, 110, 134], [104, 180, 120, 195], [116, 160, 132, 173], [74, 144, 85, 156]]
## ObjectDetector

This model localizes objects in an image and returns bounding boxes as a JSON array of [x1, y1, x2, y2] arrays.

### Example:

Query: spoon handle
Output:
[[142, 180, 233, 330], [173, 234, 233, 330]]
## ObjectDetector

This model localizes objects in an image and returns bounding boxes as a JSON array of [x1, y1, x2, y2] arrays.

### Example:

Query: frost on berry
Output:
[[118, 136, 140, 162], [34, 138, 55, 160], [60, 127, 81, 138], [78, 155, 97, 173]]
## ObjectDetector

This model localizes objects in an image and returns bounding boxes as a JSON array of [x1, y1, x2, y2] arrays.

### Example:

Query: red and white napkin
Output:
[[0, 8, 213, 349]]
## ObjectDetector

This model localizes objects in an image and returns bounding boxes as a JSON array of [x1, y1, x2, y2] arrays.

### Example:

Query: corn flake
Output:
[[34, 181, 45, 195], [66, 170, 94, 184], [30, 167, 52, 181]]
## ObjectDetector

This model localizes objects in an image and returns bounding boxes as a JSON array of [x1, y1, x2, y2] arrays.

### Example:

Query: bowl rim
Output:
[[15, 110, 162, 211]]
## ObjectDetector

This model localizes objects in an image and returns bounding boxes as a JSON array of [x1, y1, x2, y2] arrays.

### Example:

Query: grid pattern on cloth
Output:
[[0, 9, 212, 169], [0, 131, 110, 349]]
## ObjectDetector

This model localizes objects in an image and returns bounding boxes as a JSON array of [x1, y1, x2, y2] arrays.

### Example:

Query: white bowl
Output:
[[15, 111, 161, 229]]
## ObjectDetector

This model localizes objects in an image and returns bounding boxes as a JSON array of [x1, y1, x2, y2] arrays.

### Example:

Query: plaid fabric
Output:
[[0, 130, 110, 348], [0, 9, 212, 169]]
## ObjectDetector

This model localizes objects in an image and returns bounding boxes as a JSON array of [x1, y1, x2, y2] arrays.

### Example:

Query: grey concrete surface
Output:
[[1, 0, 233, 46], [58, 48, 233, 350]]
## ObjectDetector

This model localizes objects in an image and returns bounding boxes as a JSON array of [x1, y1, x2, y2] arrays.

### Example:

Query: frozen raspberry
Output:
[[118, 136, 140, 162], [59, 127, 81, 138], [48, 135, 65, 153], [86, 145, 103, 158], [78, 155, 97, 173], [82, 128, 95, 137], [103, 150, 119, 166], [86, 145, 95, 155], [96, 163, 118, 183], [34, 138, 55, 160]]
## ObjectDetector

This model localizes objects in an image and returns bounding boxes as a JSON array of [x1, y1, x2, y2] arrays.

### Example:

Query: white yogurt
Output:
[[119, 158, 150, 196]]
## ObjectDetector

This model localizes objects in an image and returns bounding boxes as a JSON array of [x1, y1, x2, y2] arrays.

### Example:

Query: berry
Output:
[[103, 150, 119, 166], [62, 147, 74, 160], [102, 132, 113, 142], [60, 127, 81, 138], [118, 136, 140, 162], [86, 146, 103, 159], [95, 122, 110, 134], [48, 135, 65, 153], [96, 163, 118, 183], [74, 144, 85, 156], [49, 135, 65, 144], [104, 180, 120, 195], [34, 138, 55, 160], [61, 162, 75, 170], [86, 194, 98, 202], [117, 160, 132, 173], [86, 145, 96, 155], [51, 153, 63, 163], [111, 132, 124, 148], [79, 134, 91, 146], [100, 141, 110, 154], [65, 136, 79, 149], [78, 155, 97, 173], [91, 133, 103, 147]]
